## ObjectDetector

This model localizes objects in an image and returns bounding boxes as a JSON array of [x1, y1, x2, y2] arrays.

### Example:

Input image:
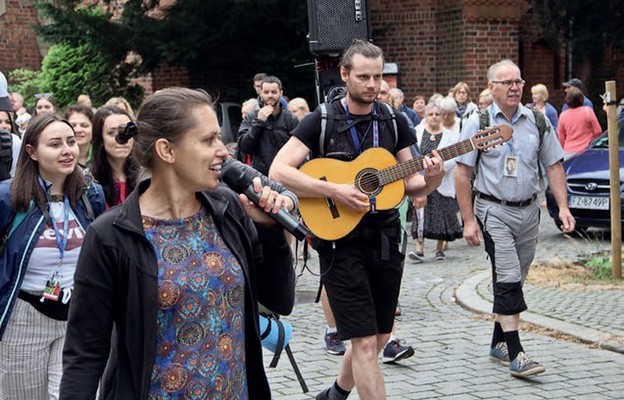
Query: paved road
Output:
[[264, 211, 624, 399]]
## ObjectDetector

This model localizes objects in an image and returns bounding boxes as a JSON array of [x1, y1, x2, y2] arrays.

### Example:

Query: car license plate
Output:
[[569, 195, 609, 210]]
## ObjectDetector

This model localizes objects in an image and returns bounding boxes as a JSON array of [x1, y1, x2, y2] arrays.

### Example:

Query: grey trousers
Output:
[[0, 299, 66, 400]]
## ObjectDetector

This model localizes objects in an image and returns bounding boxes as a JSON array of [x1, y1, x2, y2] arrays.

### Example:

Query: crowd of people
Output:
[[0, 36, 619, 399], [0, 76, 297, 399]]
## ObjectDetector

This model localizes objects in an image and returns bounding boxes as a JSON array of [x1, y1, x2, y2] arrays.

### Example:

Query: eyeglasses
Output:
[[491, 80, 525, 88], [34, 93, 53, 99]]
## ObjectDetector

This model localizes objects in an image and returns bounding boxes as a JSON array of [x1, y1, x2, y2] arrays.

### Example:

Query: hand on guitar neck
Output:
[[415, 149, 445, 197]]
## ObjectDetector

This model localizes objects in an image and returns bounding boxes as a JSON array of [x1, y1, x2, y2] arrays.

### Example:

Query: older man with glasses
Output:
[[455, 59, 575, 378]]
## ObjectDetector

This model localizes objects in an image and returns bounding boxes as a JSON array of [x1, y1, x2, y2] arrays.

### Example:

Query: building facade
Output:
[[1, 0, 622, 110]]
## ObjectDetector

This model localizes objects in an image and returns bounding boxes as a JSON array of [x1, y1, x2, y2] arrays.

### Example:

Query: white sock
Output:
[[326, 326, 337, 334]]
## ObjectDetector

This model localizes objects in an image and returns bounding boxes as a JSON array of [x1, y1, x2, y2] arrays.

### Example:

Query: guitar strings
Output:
[[332, 129, 502, 189], [355, 139, 476, 187]]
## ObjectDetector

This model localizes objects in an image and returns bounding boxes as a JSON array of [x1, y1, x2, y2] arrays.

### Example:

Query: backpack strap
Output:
[[319, 100, 399, 157], [0, 215, 15, 255], [319, 103, 329, 157], [531, 109, 548, 151], [377, 102, 398, 149], [473, 109, 490, 174], [0, 210, 28, 256], [80, 167, 97, 221], [474, 108, 548, 178], [81, 192, 94, 221], [479, 109, 490, 131]]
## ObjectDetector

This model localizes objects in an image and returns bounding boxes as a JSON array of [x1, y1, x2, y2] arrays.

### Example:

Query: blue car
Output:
[[546, 121, 624, 234]]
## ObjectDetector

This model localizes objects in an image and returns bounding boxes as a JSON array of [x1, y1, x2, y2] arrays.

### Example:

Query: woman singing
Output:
[[60, 87, 295, 399]]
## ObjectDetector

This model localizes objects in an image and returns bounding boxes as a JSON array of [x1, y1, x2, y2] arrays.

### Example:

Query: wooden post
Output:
[[605, 81, 622, 279]]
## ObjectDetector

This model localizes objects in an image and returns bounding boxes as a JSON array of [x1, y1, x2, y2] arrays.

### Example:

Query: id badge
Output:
[[504, 156, 518, 178], [41, 274, 61, 302]]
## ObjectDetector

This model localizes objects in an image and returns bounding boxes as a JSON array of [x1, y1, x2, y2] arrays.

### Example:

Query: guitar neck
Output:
[[378, 138, 475, 185]]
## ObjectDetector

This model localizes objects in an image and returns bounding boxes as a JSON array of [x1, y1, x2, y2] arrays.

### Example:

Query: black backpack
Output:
[[317, 98, 398, 157]]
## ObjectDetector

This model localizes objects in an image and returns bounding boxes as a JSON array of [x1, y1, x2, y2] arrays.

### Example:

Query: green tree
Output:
[[36, 0, 315, 103], [530, 0, 624, 100], [8, 69, 42, 110], [39, 43, 139, 109]]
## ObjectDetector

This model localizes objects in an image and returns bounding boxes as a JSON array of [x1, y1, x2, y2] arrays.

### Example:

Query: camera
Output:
[[0, 130, 13, 181]]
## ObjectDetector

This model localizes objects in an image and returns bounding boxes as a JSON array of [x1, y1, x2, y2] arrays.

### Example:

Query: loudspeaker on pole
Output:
[[307, 0, 372, 56]]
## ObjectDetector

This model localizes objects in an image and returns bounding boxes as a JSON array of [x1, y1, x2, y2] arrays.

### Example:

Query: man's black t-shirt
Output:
[[293, 99, 415, 159], [292, 99, 416, 234]]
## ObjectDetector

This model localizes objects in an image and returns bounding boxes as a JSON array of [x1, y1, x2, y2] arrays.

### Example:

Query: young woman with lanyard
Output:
[[0, 113, 106, 399]]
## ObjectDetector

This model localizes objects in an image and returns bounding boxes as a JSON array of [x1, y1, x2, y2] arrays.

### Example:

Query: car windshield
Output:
[[592, 121, 624, 148]]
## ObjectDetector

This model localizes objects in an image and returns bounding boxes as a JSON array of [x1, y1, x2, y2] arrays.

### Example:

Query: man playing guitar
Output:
[[270, 39, 444, 400]]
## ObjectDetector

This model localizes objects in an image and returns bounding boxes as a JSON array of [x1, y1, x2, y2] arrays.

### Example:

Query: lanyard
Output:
[[342, 99, 379, 155], [341, 99, 380, 212], [37, 176, 70, 262]]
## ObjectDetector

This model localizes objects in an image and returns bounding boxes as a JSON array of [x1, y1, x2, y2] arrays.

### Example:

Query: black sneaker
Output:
[[315, 386, 349, 400], [324, 331, 346, 355], [408, 251, 425, 262], [382, 339, 415, 364], [316, 387, 331, 400], [435, 251, 447, 260]]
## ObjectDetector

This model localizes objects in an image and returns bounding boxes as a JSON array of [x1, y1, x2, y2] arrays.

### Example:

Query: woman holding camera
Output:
[[90, 105, 140, 207]]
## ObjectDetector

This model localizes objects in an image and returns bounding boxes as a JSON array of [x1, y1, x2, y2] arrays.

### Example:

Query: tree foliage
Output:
[[8, 69, 42, 111], [530, 0, 624, 64], [36, 0, 315, 103], [530, 0, 624, 113], [39, 43, 141, 109]]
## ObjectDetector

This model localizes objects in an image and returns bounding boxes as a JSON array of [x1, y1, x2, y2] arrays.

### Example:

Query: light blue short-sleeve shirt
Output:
[[457, 103, 563, 201]]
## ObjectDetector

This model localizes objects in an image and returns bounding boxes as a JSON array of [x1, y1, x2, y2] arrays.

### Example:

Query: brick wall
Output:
[[436, 3, 467, 94], [4, 0, 624, 111], [150, 61, 191, 92], [371, 0, 439, 100], [519, 8, 566, 109], [0, 0, 42, 75], [372, 0, 528, 103]]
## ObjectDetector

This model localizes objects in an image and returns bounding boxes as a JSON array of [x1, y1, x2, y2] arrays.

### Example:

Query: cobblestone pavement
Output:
[[264, 211, 624, 399]]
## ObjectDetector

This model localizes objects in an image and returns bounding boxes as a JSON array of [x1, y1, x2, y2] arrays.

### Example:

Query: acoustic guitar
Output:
[[298, 125, 513, 240]]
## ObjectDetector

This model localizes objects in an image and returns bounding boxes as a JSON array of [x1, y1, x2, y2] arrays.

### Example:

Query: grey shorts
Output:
[[475, 198, 540, 314]]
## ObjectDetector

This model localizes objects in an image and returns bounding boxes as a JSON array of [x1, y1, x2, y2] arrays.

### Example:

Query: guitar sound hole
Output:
[[356, 169, 380, 195]]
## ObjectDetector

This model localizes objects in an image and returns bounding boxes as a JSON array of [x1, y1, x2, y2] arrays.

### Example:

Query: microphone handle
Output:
[[243, 187, 310, 241]]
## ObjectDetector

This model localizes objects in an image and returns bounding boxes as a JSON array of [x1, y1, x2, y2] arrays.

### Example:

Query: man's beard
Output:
[[347, 88, 376, 106]]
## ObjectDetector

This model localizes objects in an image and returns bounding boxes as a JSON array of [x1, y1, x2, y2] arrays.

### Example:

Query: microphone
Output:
[[220, 159, 310, 241]]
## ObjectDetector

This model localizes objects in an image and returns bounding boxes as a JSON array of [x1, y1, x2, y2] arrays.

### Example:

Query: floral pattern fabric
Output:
[[145, 207, 248, 399]]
